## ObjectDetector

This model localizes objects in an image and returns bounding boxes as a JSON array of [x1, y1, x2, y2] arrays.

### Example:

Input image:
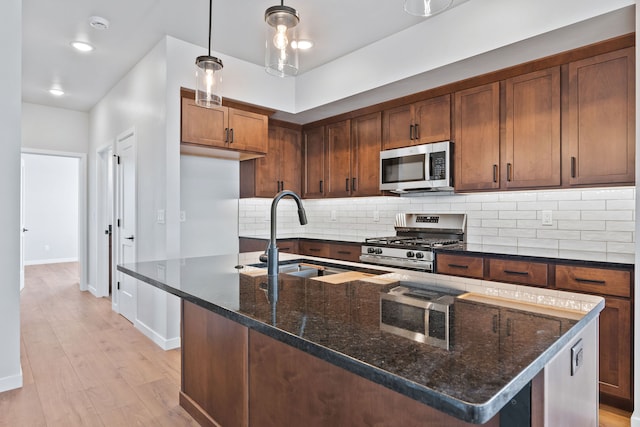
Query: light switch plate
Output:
[[571, 338, 584, 376], [373, 210, 380, 222], [330, 210, 337, 221], [542, 210, 553, 226]]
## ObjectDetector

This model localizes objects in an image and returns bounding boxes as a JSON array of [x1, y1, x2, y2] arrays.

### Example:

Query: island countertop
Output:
[[118, 253, 604, 424]]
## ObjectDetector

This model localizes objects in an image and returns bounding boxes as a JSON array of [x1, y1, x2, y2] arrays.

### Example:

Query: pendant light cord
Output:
[[208, 0, 212, 56]]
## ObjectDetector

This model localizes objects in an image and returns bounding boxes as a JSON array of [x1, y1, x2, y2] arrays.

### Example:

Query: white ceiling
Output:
[[22, 0, 635, 122], [22, 0, 441, 112]]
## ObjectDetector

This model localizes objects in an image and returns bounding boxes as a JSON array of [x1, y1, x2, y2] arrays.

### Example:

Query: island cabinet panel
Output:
[[302, 125, 326, 198], [487, 258, 549, 287], [382, 95, 451, 150], [436, 253, 484, 279], [181, 300, 248, 427], [181, 96, 268, 157], [566, 47, 635, 186], [247, 329, 499, 427], [504, 67, 561, 189], [598, 297, 632, 403], [249, 124, 302, 197], [454, 82, 501, 191]]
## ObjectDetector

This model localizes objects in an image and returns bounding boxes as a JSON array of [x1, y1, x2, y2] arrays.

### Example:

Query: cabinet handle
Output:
[[345, 178, 349, 192], [337, 250, 351, 255], [309, 248, 321, 252], [493, 164, 498, 183], [320, 180, 324, 194], [492, 314, 498, 334], [447, 264, 469, 269], [229, 128, 234, 143], [409, 124, 414, 140], [352, 177, 356, 192], [571, 156, 576, 178], [503, 270, 529, 276], [574, 277, 606, 285], [414, 124, 420, 140], [506, 319, 512, 337], [224, 128, 229, 142], [507, 163, 512, 182]]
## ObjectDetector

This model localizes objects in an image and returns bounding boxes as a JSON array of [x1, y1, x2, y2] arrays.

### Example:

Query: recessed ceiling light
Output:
[[291, 40, 313, 50], [89, 15, 110, 30], [49, 88, 64, 97], [71, 41, 94, 52]]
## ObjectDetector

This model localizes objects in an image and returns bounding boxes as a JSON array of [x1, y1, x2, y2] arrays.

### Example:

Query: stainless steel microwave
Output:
[[380, 141, 453, 193]]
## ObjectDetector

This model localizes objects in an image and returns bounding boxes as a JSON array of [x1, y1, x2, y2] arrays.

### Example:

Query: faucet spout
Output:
[[265, 190, 307, 303]]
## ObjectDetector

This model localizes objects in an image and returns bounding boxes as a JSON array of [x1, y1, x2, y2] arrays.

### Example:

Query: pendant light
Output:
[[404, 0, 453, 17], [264, 1, 299, 77], [195, 0, 223, 107]]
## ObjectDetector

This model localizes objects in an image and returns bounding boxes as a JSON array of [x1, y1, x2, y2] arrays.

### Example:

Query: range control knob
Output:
[[367, 247, 375, 254], [415, 252, 424, 259], [406, 251, 415, 258], [375, 248, 383, 255]]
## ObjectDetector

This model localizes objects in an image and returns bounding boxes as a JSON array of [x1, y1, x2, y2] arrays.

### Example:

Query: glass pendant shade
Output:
[[195, 55, 223, 107], [404, 0, 454, 17], [265, 5, 299, 77]]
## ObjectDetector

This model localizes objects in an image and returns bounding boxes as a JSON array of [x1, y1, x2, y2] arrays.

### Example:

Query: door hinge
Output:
[[117, 281, 120, 290], [117, 219, 121, 227], [116, 155, 121, 164]]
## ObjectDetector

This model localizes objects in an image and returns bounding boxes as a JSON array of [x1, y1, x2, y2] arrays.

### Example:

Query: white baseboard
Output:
[[134, 319, 181, 351], [0, 368, 23, 393], [24, 257, 78, 266]]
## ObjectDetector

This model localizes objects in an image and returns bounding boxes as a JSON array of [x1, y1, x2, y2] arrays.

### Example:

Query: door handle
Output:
[[22, 228, 28, 232], [125, 236, 135, 241]]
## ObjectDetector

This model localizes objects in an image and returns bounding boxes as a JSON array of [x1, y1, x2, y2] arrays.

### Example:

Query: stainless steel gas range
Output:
[[360, 213, 466, 271]]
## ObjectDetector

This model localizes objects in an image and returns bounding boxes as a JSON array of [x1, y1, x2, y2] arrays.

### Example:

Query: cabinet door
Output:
[[454, 300, 500, 357], [303, 126, 326, 198], [351, 112, 382, 197], [599, 297, 632, 401], [325, 120, 352, 198], [382, 104, 413, 150], [254, 126, 282, 197], [505, 67, 561, 188], [228, 108, 268, 154], [181, 97, 228, 147], [454, 82, 500, 191], [567, 48, 635, 186], [414, 94, 451, 144], [279, 126, 302, 195], [501, 309, 562, 369]]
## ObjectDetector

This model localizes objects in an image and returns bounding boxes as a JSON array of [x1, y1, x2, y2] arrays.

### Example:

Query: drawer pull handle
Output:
[[575, 277, 606, 285], [448, 264, 469, 269], [337, 250, 351, 254], [504, 270, 529, 276], [309, 248, 321, 252]]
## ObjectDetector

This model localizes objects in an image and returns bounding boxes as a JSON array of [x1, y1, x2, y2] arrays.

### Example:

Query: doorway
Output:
[[20, 149, 87, 291]]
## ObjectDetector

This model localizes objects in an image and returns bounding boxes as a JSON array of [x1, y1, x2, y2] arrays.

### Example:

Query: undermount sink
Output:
[[278, 262, 348, 278]]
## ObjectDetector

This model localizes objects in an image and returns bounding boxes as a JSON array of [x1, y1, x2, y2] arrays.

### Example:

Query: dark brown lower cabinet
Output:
[[598, 297, 632, 407]]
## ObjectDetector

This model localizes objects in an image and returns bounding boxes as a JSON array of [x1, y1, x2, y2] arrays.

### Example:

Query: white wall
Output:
[[22, 154, 79, 264], [22, 103, 89, 153], [0, 0, 22, 393]]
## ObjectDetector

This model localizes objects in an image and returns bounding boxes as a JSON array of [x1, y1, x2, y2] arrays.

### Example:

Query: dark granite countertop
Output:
[[118, 254, 603, 424]]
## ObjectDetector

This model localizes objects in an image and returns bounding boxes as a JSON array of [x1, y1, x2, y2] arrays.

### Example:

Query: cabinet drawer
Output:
[[299, 240, 330, 258], [555, 265, 631, 298], [488, 259, 548, 287], [329, 243, 362, 263], [436, 254, 484, 279]]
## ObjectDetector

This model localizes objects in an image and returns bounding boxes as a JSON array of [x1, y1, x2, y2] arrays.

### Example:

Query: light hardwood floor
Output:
[[0, 262, 632, 426]]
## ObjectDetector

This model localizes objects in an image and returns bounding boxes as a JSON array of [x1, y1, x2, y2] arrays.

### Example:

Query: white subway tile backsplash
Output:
[[239, 187, 635, 256]]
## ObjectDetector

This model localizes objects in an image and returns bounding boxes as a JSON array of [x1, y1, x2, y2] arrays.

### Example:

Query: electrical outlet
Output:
[[541, 210, 552, 226], [373, 210, 380, 222], [571, 339, 584, 376], [330, 210, 337, 221]]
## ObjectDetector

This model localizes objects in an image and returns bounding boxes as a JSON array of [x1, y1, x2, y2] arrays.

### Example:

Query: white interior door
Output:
[[115, 130, 137, 324], [19, 157, 25, 292]]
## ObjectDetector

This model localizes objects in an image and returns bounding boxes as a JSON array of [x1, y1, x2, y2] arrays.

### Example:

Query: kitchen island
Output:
[[118, 253, 604, 426]]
